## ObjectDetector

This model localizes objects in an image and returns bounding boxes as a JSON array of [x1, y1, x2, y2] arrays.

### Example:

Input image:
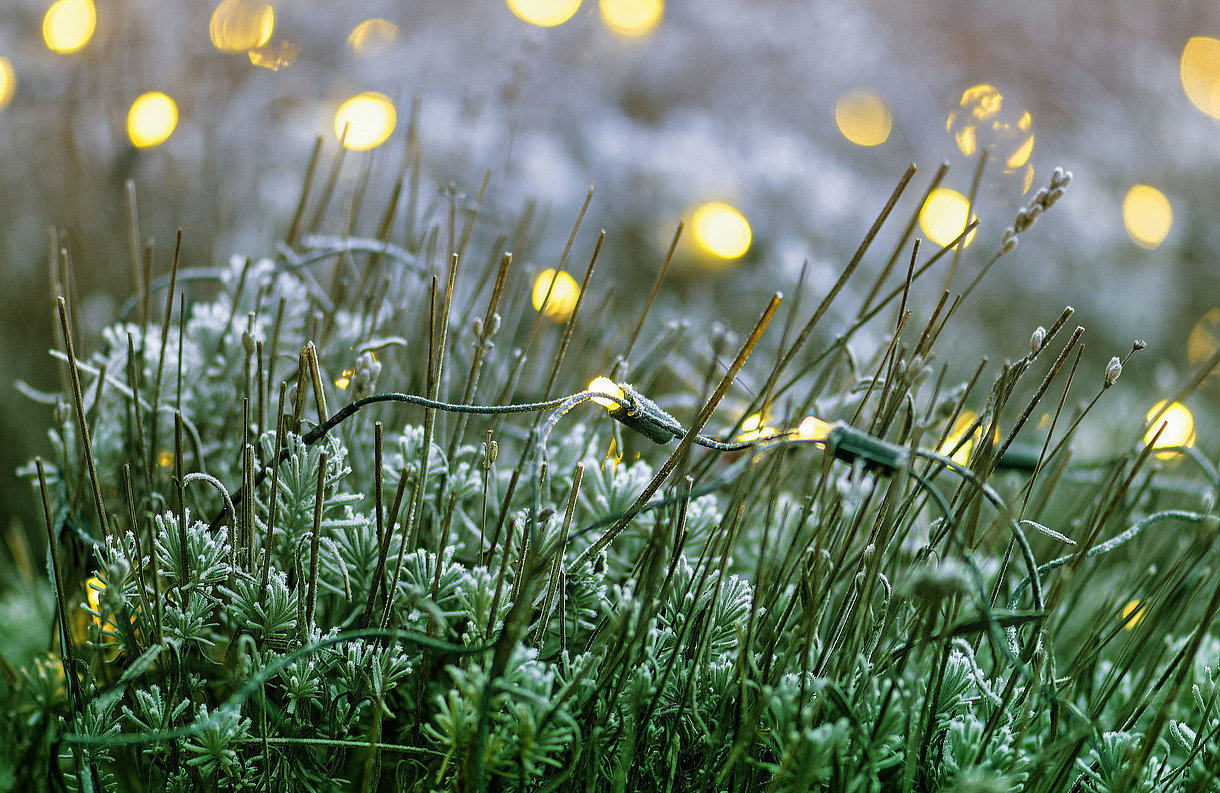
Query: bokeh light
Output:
[[1122, 184, 1172, 249], [1144, 400, 1195, 459], [940, 411, 980, 466], [835, 88, 892, 147], [587, 376, 623, 408], [919, 188, 976, 248], [0, 58, 15, 109], [691, 201, 751, 259], [127, 92, 178, 148], [1181, 36, 1220, 119], [531, 268, 581, 322], [209, 0, 274, 52], [599, 0, 663, 36], [1187, 308, 1220, 372], [507, 0, 582, 27], [737, 413, 777, 442], [946, 84, 1034, 193], [1120, 600, 1146, 630], [349, 18, 399, 55], [334, 92, 397, 151], [248, 39, 298, 70], [43, 0, 96, 54]]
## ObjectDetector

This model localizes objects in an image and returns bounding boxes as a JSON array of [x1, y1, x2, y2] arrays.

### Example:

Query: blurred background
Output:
[[1, 0, 1219, 533]]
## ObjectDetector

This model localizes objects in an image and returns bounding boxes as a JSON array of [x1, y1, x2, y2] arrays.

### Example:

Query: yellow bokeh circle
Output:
[[334, 92, 397, 151], [209, 0, 274, 52], [507, 0, 582, 27], [1144, 400, 1195, 459], [835, 88, 892, 147], [1181, 36, 1220, 119], [43, 0, 97, 54], [919, 188, 977, 248], [0, 58, 15, 109], [691, 202, 751, 260], [531, 268, 581, 323], [1122, 184, 1172, 249], [127, 92, 178, 148], [599, 0, 663, 36]]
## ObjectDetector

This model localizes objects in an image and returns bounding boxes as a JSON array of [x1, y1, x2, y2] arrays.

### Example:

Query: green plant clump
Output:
[[3, 156, 1220, 793]]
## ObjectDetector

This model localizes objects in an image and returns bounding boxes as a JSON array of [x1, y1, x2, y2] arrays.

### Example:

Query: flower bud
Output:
[[1103, 356, 1122, 388]]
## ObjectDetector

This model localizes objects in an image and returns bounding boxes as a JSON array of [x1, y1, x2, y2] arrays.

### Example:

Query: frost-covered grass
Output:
[[2, 150, 1220, 793]]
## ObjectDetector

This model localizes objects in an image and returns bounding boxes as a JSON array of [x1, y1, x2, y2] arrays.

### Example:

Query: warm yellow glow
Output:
[[1145, 400, 1195, 459], [349, 18, 399, 55], [1122, 185, 1173, 249], [531, 268, 581, 323], [157, 449, 173, 468], [1188, 308, 1220, 372], [599, 0, 663, 36], [1181, 37, 1220, 119], [43, 0, 96, 54], [209, 0, 273, 52], [797, 416, 832, 443], [587, 376, 623, 409], [335, 369, 354, 390], [919, 188, 977, 248], [248, 39, 298, 70], [0, 58, 15, 109], [85, 575, 104, 627], [947, 84, 1034, 182], [507, 0, 582, 27], [835, 88, 892, 147], [737, 413, 777, 442], [127, 92, 178, 148], [334, 92, 397, 151], [939, 411, 993, 467], [1120, 599, 1146, 630], [691, 202, 751, 259]]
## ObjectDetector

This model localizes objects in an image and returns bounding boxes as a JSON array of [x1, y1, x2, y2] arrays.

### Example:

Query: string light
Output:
[[919, 188, 976, 248], [507, 0, 582, 27], [0, 58, 15, 109], [835, 88, 892, 147], [599, 0, 663, 36], [1122, 185, 1172, 249], [1144, 400, 1195, 459], [349, 18, 399, 55]]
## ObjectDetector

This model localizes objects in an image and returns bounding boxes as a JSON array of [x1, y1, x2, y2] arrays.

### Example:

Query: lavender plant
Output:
[[2, 147, 1220, 793]]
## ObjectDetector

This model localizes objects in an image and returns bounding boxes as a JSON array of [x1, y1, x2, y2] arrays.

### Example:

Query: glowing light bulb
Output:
[[43, 0, 96, 54], [599, 0, 662, 36], [835, 88, 892, 147], [737, 413, 777, 442], [1144, 400, 1195, 459], [1120, 599, 1146, 630], [919, 188, 976, 249], [1181, 37, 1220, 119], [335, 369, 354, 390], [1122, 185, 1172, 249], [0, 58, 15, 109], [334, 92, 396, 151], [507, 0, 582, 27], [797, 416, 831, 443], [531, 268, 581, 323], [349, 18, 399, 55], [587, 376, 623, 409], [127, 92, 178, 148], [157, 450, 173, 468], [691, 202, 751, 260]]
